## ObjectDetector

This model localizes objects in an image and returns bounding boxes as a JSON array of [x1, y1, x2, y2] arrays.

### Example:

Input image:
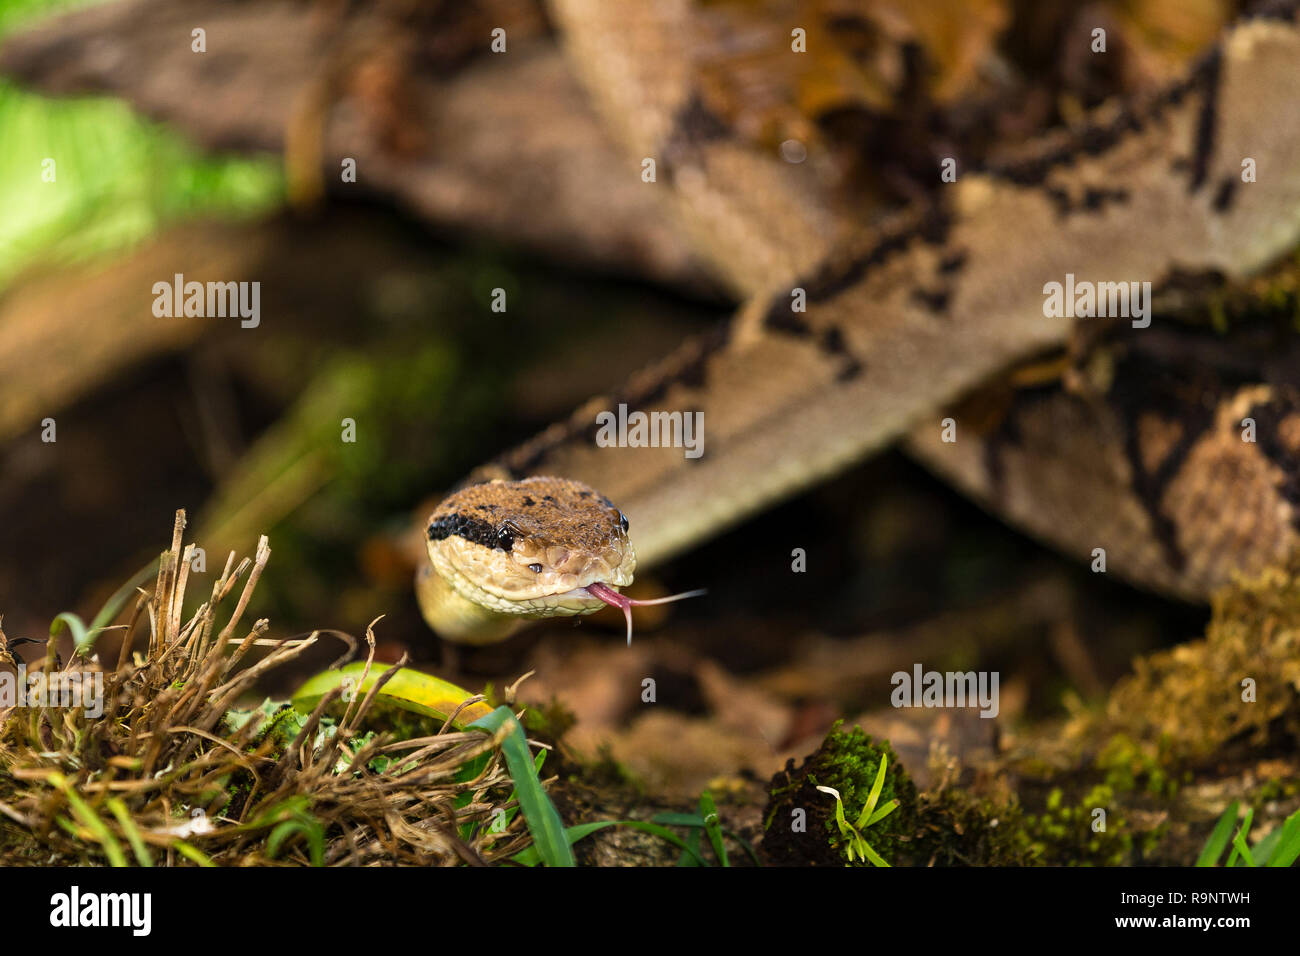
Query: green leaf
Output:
[[471, 706, 573, 867], [49, 612, 98, 657], [1196, 801, 1239, 866], [651, 812, 707, 827], [291, 662, 492, 728], [267, 813, 325, 867], [699, 791, 729, 867], [511, 821, 616, 866], [106, 798, 153, 867], [859, 839, 891, 868], [1264, 808, 1300, 867], [1228, 809, 1256, 868], [510, 819, 710, 867], [173, 841, 216, 867], [676, 825, 704, 868], [864, 798, 900, 828], [856, 753, 889, 830]]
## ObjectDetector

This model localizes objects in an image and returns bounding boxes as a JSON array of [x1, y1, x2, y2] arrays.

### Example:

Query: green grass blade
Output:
[[471, 706, 573, 867], [106, 798, 153, 867], [648, 810, 759, 864], [1196, 801, 1239, 866], [1251, 826, 1283, 866], [509, 818, 710, 867], [173, 841, 216, 867], [699, 791, 729, 867], [1265, 809, 1300, 867], [511, 821, 618, 866], [856, 754, 889, 830], [50, 773, 126, 866], [49, 612, 97, 656], [676, 825, 704, 867], [651, 812, 707, 827], [1226, 808, 1254, 867], [860, 839, 891, 868]]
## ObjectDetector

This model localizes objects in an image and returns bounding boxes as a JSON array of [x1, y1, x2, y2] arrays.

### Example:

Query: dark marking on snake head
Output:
[[428, 513, 501, 550], [521, 496, 536, 506], [1212, 176, 1237, 212]]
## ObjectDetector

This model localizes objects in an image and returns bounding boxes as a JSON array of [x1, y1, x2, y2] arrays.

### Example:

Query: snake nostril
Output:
[[528, 563, 543, 573]]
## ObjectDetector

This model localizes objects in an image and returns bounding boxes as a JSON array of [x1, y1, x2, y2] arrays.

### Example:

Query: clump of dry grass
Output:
[[0, 510, 533, 866]]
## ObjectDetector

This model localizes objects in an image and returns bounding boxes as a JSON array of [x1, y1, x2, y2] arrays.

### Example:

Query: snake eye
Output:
[[496, 525, 516, 551], [618, 511, 629, 533]]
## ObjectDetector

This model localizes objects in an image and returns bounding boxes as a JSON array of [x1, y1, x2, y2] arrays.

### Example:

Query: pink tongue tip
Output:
[[585, 582, 707, 646]]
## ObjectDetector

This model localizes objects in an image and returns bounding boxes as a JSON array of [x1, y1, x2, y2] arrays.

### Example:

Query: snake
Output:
[[417, 1, 1300, 643]]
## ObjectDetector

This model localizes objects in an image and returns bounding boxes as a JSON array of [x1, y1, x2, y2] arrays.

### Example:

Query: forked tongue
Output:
[[585, 582, 707, 646]]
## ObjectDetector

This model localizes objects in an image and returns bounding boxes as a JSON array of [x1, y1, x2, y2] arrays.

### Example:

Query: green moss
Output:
[[911, 785, 1036, 866], [1095, 733, 1176, 798], [1022, 784, 1140, 866], [763, 722, 917, 866]]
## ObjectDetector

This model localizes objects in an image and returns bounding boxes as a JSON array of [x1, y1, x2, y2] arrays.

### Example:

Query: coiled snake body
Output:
[[418, 2, 1300, 642]]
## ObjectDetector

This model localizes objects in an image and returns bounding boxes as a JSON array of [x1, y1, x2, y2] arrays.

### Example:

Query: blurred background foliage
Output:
[[0, 0, 282, 289]]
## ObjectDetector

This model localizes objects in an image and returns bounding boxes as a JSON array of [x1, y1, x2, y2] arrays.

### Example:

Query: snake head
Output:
[[425, 476, 637, 618]]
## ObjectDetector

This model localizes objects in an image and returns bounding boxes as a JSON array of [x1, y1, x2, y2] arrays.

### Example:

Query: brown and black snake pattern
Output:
[[453, 1, 1300, 604]]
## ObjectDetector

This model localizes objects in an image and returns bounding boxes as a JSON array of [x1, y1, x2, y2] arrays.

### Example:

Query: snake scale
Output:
[[419, 1, 1300, 641]]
